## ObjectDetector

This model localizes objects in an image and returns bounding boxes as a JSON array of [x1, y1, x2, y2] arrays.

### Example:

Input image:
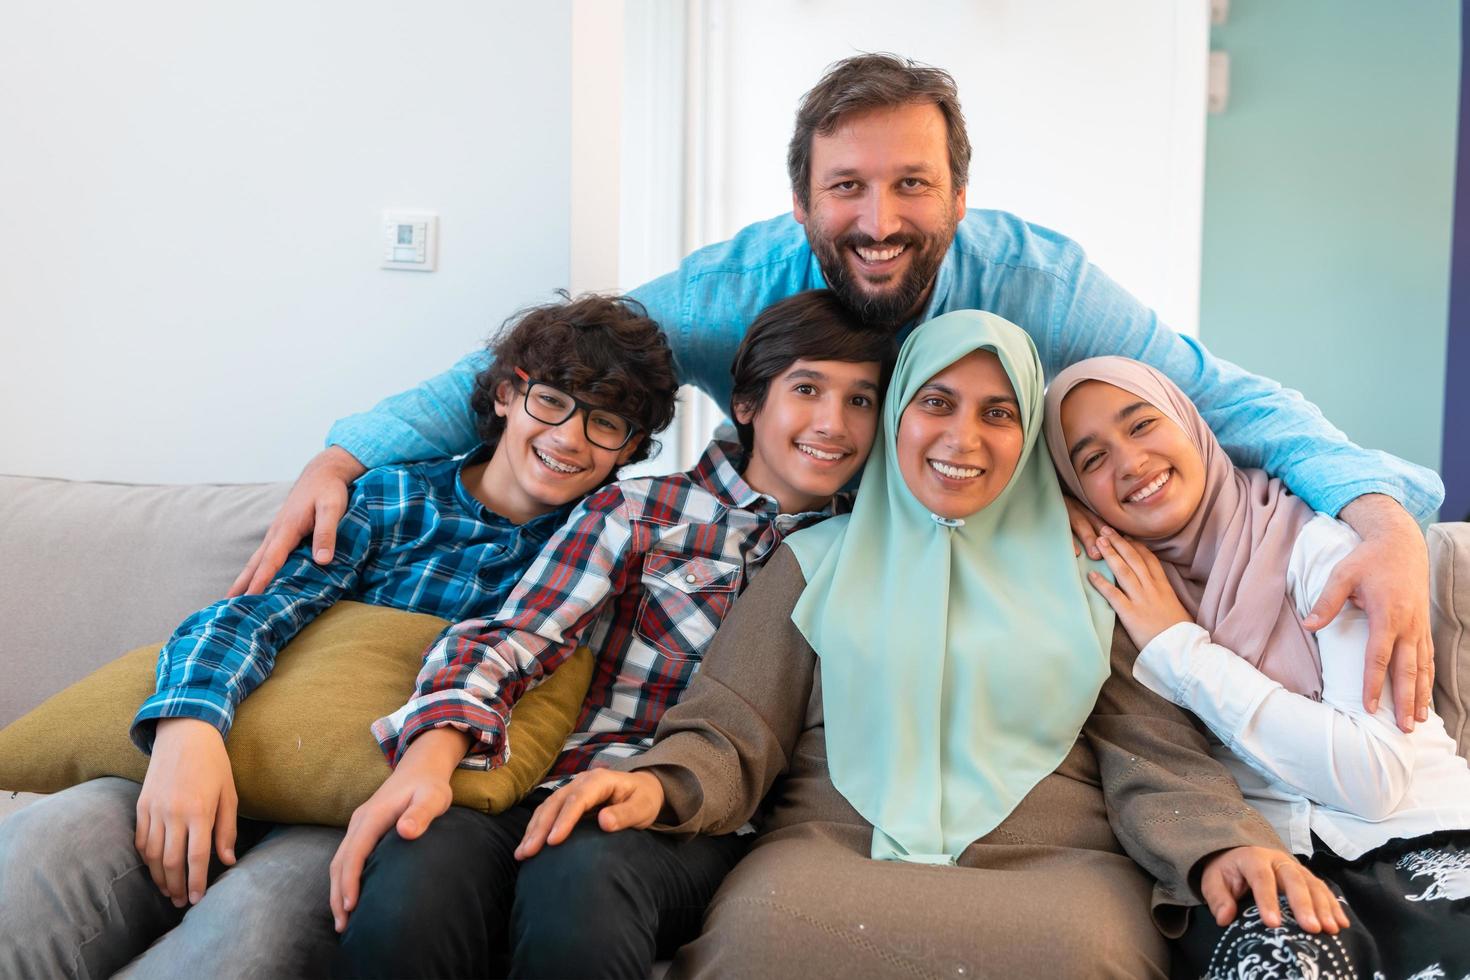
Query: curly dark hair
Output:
[[729, 290, 898, 452], [788, 53, 971, 211], [469, 292, 678, 468]]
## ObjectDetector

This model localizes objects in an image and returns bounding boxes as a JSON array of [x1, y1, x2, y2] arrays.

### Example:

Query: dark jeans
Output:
[[333, 792, 750, 980]]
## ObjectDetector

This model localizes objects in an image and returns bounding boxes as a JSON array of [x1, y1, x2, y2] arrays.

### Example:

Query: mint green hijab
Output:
[[786, 311, 1114, 864]]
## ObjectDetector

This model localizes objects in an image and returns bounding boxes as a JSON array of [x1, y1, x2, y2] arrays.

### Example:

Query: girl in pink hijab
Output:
[[1045, 356, 1470, 980]]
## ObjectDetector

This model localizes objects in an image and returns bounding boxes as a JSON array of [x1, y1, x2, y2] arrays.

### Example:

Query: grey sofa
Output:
[[2, 472, 1468, 946]]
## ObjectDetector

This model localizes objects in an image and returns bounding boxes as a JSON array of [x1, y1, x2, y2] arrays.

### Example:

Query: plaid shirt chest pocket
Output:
[[632, 552, 742, 662]]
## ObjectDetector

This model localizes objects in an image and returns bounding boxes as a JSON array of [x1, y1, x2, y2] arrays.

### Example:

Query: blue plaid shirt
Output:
[[130, 447, 573, 752]]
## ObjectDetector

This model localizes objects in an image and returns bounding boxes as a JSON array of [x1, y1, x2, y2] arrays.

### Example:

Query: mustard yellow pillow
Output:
[[0, 601, 593, 826]]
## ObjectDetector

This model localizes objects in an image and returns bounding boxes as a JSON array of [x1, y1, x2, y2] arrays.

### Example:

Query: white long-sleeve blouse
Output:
[[1133, 514, 1470, 859]]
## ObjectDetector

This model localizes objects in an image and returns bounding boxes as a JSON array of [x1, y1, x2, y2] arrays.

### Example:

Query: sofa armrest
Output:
[[1428, 521, 1470, 758]]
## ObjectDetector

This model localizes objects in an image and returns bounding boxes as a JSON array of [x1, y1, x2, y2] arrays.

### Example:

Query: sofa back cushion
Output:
[[5, 472, 1468, 763], [0, 474, 289, 728]]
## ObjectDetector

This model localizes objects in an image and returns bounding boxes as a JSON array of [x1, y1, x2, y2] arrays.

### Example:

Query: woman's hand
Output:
[[1085, 527, 1193, 649], [514, 770, 664, 861], [1200, 846, 1349, 934]]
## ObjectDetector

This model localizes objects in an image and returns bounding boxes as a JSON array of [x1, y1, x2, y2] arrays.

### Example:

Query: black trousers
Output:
[[333, 791, 750, 980], [1172, 829, 1470, 980]]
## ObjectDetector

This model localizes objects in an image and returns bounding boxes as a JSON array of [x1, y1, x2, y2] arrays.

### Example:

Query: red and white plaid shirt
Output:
[[373, 440, 839, 785]]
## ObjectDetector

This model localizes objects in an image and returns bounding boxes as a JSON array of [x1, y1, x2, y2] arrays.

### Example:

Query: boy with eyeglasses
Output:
[[0, 293, 678, 980], [330, 290, 898, 980]]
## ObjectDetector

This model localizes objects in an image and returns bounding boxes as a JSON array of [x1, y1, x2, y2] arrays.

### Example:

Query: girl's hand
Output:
[[1086, 527, 1193, 649], [1063, 495, 1105, 559]]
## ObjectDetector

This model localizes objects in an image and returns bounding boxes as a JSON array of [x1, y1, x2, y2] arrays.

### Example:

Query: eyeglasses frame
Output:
[[513, 367, 642, 452]]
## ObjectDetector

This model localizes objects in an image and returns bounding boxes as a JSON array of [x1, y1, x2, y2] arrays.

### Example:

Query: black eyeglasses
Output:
[[514, 368, 641, 451]]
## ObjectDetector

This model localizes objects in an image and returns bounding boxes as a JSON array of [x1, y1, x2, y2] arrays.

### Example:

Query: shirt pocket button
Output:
[[632, 553, 741, 662]]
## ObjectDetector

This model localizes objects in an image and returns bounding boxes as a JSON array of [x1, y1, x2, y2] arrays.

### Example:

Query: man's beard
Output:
[[808, 215, 956, 333]]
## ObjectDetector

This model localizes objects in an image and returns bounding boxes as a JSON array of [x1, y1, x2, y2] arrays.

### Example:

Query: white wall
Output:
[[570, 0, 625, 296], [1, 1, 1209, 483], [0, 2, 573, 483], [600, 0, 1209, 473], [691, 0, 1208, 334]]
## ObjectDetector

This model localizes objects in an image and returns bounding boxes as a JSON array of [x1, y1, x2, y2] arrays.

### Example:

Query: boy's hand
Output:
[[135, 718, 238, 908], [228, 446, 365, 597], [515, 770, 664, 861], [329, 728, 467, 933], [1200, 846, 1349, 934], [1085, 528, 1192, 649], [328, 770, 450, 933]]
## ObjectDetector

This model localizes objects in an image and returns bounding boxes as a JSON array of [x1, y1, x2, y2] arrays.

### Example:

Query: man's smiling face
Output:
[[794, 101, 966, 333]]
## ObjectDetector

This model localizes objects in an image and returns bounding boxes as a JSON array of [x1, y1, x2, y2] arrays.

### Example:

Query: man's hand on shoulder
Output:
[[229, 446, 366, 597], [135, 717, 238, 908], [1303, 493, 1433, 732]]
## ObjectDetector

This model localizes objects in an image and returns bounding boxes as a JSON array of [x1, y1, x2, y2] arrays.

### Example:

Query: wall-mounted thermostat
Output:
[[381, 211, 438, 272]]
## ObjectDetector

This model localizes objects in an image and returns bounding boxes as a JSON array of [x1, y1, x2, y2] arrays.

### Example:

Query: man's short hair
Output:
[[787, 52, 972, 211], [729, 289, 898, 452], [470, 292, 679, 467]]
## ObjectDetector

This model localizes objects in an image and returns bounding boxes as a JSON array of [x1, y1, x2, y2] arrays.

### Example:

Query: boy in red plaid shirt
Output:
[[332, 290, 896, 979]]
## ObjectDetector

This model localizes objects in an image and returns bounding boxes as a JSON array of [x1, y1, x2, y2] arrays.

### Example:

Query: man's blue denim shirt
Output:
[[328, 209, 1443, 521]]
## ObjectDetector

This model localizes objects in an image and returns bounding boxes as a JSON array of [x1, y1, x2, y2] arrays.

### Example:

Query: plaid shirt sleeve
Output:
[[372, 485, 637, 768], [129, 481, 380, 752]]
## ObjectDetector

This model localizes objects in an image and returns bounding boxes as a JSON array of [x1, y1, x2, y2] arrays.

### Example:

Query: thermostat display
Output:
[[381, 211, 438, 272]]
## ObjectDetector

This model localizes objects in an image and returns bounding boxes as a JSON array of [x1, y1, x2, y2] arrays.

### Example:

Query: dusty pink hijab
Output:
[[1042, 356, 1323, 699]]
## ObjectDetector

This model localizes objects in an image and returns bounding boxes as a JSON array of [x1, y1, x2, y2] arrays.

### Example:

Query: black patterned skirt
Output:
[[1171, 830, 1470, 980]]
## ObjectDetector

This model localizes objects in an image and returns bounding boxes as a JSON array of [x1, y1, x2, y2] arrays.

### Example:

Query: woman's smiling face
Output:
[[895, 349, 1025, 519], [1057, 380, 1207, 540]]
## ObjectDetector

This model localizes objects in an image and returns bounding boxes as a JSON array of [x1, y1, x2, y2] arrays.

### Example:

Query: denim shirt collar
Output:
[[922, 241, 958, 322]]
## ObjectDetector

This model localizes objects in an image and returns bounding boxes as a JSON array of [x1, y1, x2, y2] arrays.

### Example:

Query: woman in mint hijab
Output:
[[517, 311, 1343, 978], [784, 304, 1116, 864]]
